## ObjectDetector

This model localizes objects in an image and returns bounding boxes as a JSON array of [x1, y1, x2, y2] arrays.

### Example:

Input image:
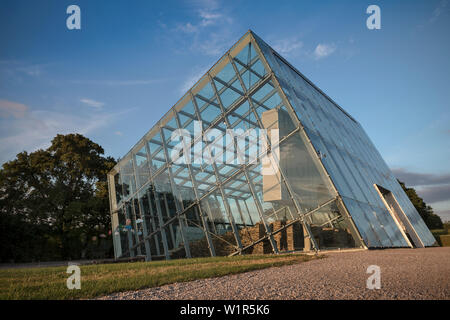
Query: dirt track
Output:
[[99, 247, 450, 300]]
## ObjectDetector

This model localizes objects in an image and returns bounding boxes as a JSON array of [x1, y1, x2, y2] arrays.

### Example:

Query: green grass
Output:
[[0, 253, 319, 300]]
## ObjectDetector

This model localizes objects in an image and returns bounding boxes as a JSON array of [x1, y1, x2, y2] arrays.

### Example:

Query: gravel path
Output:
[[99, 247, 450, 300]]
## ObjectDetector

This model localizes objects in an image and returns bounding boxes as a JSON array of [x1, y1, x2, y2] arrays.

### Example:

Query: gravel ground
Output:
[[98, 247, 450, 300]]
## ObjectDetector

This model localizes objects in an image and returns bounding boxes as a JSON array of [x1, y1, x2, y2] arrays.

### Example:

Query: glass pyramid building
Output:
[[107, 31, 436, 261]]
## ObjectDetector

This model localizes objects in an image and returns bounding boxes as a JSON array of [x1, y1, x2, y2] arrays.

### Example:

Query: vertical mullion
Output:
[[131, 200, 142, 256], [242, 200, 255, 226], [173, 110, 216, 257], [153, 189, 171, 260], [144, 140, 162, 256], [162, 194, 177, 249], [124, 204, 135, 257], [159, 127, 192, 258], [233, 197, 248, 229], [145, 189, 161, 256], [146, 132, 171, 259], [242, 36, 319, 251], [131, 155, 146, 258], [203, 197, 219, 234], [190, 89, 243, 253], [137, 197, 152, 261], [212, 58, 278, 254], [249, 34, 365, 250], [247, 89, 319, 251]]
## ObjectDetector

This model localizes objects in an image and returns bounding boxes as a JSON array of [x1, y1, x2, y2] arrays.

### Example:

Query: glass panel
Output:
[[341, 197, 381, 248], [279, 132, 335, 212], [134, 145, 150, 188], [254, 32, 436, 247], [308, 199, 359, 250], [219, 86, 242, 110], [153, 170, 177, 222], [138, 187, 162, 257], [232, 42, 266, 91], [180, 206, 211, 258], [121, 202, 137, 257], [199, 190, 238, 256], [120, 158, 136, 199], [200, 102, 222, 126], [114, 171, 124, 206], [132, 197, 146, 256], [151, 149, 166, 172], [245, 161, 302, 253]]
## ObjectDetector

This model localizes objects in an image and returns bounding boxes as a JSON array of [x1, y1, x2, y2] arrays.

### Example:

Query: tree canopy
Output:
[[0, 134, 116, 262]]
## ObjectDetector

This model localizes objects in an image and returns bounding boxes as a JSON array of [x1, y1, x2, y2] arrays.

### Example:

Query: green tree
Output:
[[0, 134, 116, 262], [398, 180, 443, 230]]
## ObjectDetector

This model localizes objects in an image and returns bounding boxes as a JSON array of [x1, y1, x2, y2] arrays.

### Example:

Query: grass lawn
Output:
[[0, 253, 319, 300]]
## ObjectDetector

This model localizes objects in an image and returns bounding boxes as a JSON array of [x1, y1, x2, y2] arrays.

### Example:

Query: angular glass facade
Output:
[[107, 31, 436, 261]]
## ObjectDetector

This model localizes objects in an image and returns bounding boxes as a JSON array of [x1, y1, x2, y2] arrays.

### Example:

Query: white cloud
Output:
[[313, 43, 336, 60], [177, 9, 227, 35], [168, 1, 236, 57], [196, 31, 235, 56], [80, 98, 105, 108], [179, 66, 210, 95], [178, 22, 198, 33], [273, 39, 303, 56], [198, 10, 222, 27]]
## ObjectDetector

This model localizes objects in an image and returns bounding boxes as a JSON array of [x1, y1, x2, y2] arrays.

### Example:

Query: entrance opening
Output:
[[374, 184, 424, 248]]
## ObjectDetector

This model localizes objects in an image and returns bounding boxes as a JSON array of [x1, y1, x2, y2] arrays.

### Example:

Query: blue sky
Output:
[[0, 0, 449, 220]]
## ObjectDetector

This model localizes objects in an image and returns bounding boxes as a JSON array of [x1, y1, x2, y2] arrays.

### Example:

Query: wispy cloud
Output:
[[178, 9, 223, 33], [16, 64, 45, 77], [195, 31, 235, 56], [392, 168, 450, 217], [313, 43, 336, 60], [80, 98, 105, 108], [392, 168, 450, 186], [164, 0, 237, 57], [178, 22, 198, 33], [168, 1, 238, 91], [179, 66, 210, 95], [430, 0, 448, 23], [0, 100, 122, 165], [0, 61, 49, 83], [71, 79, 166, 86], [272, 38, 303, 56], [199, 10, 222, 27], [415, 184, 450, 203], [0, 99, 28, 118]]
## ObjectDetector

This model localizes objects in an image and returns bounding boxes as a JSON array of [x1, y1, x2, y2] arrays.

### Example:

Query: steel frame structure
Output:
[[107, 31, 436, 261]]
